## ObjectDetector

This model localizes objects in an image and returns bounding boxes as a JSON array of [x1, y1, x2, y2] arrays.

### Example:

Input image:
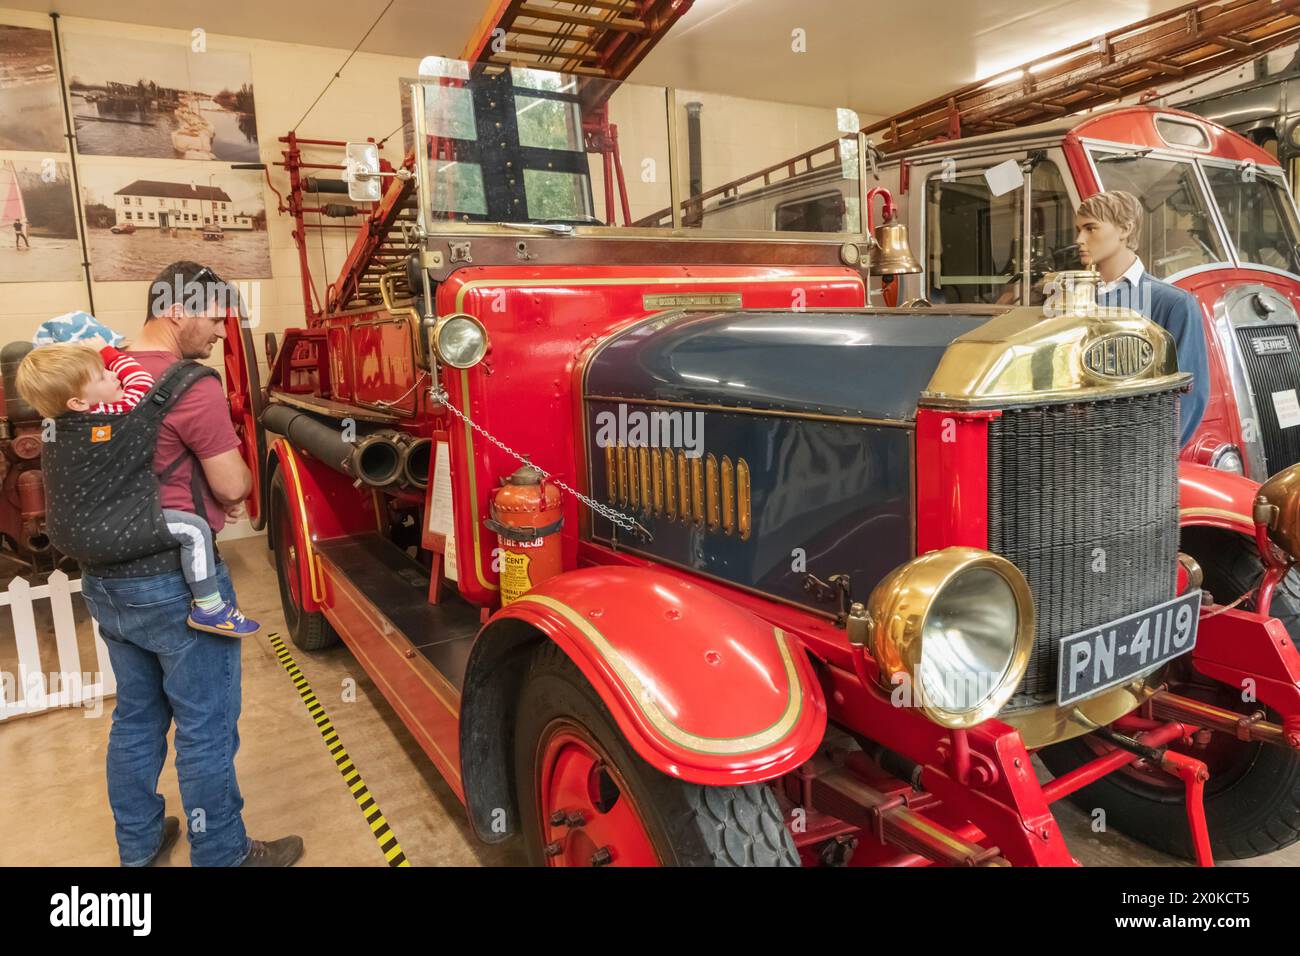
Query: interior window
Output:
[[1089, 151, 1226, 278], [425, 84, 478, 141], [925, 160, 1075, 304], [775, 192, 849, 232]]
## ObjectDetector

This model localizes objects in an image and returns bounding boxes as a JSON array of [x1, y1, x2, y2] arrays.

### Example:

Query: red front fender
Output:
[[489, 566, 828, 786], [1179, 461, 1257, 534]]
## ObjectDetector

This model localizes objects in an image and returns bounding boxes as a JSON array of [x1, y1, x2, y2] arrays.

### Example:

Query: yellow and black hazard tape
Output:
[[267, 632, 410, 867]]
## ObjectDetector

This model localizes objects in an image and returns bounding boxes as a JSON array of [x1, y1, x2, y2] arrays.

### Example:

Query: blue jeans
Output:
[[81, 562, 251, 867]]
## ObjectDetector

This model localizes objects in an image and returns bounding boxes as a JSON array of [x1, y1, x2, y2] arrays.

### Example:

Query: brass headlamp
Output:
[[428, 312, 489, 369], [851, 547, 1035, 729], [1254, 462, 1300, 561]]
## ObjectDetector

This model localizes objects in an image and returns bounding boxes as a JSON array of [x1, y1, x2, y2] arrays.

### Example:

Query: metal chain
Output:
[[374, 371, 429, 408], [430, 385, 652, 540]]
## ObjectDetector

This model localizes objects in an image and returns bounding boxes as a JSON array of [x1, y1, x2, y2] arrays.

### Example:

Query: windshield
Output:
[[1088, 150, 1227, 279], [402, 65, 861, 236], [1202, 165, 1300, 275], [925, 159, 1078, 305]]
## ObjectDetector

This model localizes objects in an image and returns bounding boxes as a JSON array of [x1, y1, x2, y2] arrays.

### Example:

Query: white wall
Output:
[[0, 7, 868, 352], [0, 6, 423, 356]]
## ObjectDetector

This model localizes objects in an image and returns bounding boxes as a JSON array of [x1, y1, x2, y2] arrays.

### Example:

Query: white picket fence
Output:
[[0, 571, 115, 721]]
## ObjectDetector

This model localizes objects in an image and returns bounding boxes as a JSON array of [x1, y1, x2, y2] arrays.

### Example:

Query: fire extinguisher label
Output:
[[501, 550, 532, 605]]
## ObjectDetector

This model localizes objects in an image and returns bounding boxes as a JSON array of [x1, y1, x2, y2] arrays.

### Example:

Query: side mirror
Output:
[[344, 143, 382, 203]]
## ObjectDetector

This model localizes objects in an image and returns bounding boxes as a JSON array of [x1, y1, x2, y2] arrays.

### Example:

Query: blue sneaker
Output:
[[188, 602, 261, 637]]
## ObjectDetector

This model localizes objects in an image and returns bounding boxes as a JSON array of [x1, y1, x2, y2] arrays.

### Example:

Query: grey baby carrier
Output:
[[42, 358, 218, 571]]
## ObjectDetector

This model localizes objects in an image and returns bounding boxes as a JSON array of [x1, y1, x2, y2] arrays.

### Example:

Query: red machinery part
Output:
[[17, 467, 43, 519], [9, 430, 42, 461]]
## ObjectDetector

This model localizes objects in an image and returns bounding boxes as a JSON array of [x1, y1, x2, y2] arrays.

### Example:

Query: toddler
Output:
[[15, 340, 260, 637]]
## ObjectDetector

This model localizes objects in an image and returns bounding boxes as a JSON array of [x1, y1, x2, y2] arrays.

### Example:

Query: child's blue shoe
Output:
[[188, 602, 261, 637]]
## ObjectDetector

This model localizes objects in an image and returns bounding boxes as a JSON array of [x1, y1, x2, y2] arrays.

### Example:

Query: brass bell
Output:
[[868, 219, 922, 275]]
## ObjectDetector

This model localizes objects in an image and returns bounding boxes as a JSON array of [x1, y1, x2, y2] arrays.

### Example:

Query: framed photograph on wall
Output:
[[63, 35, 259, 162], [79, 162, 270, 280], [0, 159, 82, 283], [0, 24, 66, 153]]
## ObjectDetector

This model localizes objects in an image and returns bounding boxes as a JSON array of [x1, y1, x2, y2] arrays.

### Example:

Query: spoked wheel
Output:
[[270, 470, 337, 651], [1040, 531, 1300, 861], [513, 642, 800, 867], [223, 310, 267, 531]]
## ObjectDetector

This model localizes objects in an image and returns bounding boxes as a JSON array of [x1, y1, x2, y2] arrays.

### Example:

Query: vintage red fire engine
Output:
[[223, 69, 1300, 866]]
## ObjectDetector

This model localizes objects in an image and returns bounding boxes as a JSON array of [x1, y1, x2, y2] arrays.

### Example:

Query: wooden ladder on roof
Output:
[[865, 0, 1300, 154], [629, 0, 1300, 228], [463, 0, 693, 83]]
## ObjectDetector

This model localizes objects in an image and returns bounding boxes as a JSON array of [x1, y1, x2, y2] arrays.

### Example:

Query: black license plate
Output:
[[1056, 591, 1201, 706]]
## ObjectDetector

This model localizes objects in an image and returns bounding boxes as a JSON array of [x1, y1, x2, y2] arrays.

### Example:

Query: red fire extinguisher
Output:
[[486, 462, 563, 605]]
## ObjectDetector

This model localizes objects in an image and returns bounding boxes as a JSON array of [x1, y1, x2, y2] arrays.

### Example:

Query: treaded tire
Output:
[[270, 469, 338, 651], [513, 641, 800, 866], [1040, 532, 1300, 860]]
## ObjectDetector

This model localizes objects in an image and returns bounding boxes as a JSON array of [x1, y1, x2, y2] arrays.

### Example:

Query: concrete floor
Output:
[[1, 534, 1296, 867], [0, 536, 521, 867]]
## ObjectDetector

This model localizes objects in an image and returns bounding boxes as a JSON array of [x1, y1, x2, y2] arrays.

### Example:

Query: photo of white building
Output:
[[112, 179, 253, 230], [80, 163, 270, 279]]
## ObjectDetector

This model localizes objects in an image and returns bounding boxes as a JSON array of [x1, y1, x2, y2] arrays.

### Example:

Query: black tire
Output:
[[1040, 532, 1300, 860], [513, 642, 800, 867], [269, 469, 338, 651]]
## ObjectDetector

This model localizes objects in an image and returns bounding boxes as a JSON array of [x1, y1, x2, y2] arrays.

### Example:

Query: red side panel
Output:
[[435, 265, 867, 607], [269, 439, 382, 611], [915, 407, 997, 554]]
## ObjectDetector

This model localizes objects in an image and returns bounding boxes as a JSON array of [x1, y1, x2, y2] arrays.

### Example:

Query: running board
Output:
[[314, 534, 480, 691]]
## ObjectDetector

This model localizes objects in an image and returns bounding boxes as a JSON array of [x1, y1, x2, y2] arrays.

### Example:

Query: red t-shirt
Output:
[[128, 351, 240, 533]]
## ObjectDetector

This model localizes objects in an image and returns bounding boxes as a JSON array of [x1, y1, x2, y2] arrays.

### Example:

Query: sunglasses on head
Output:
[[183, 267, 227, 315]]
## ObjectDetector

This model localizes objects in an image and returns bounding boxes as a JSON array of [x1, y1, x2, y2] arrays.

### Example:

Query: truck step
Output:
[[314, 534, 480, 689]]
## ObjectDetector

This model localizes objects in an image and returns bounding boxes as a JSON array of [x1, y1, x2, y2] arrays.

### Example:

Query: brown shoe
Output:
[[239, 835, 304, 867], [144, 816, 182, 866]]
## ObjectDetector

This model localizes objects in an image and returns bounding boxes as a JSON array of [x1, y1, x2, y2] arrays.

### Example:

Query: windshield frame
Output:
[[1083, 137, 1298, 282], [406, 77, 871, 245]]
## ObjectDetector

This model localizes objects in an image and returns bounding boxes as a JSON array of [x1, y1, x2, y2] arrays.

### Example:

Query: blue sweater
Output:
[[1097, 272, 1209, 446]]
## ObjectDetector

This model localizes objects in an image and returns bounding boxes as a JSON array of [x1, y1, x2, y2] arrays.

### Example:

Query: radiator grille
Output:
[[988, 391, 1181, 700], [1235, 325, 1300, 474]]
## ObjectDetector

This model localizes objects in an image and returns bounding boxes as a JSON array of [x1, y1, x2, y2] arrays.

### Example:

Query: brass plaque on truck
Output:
[[643, 292, 743, 311]]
